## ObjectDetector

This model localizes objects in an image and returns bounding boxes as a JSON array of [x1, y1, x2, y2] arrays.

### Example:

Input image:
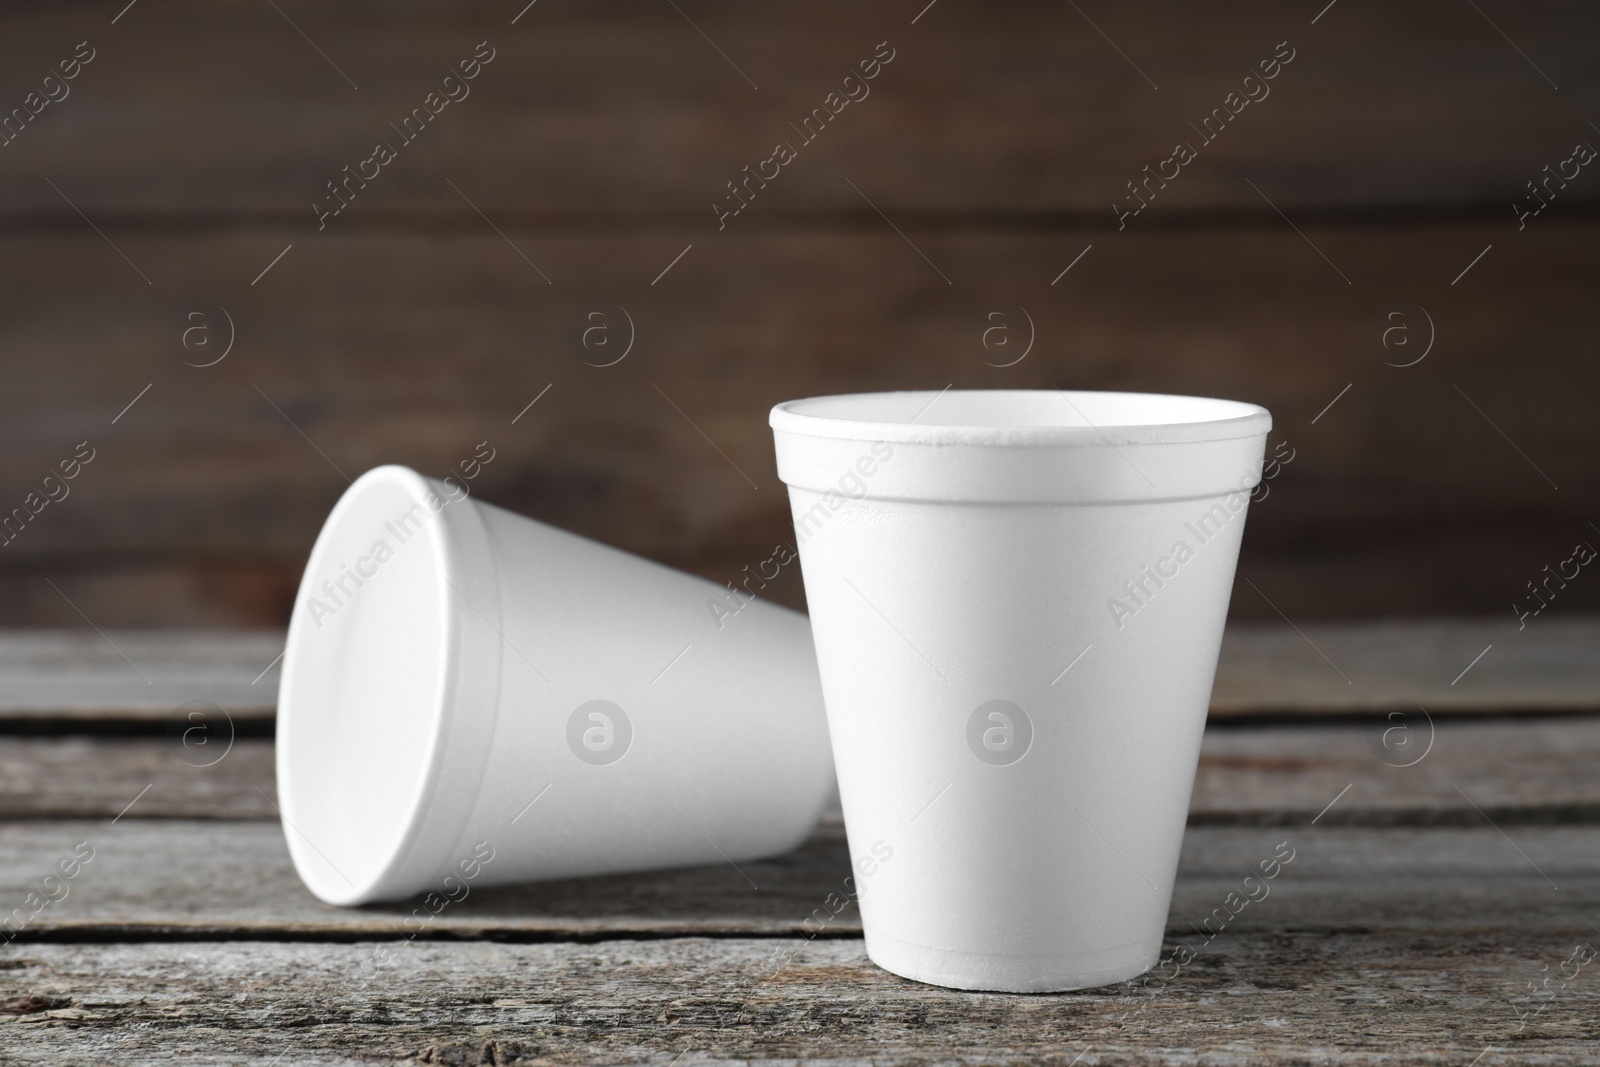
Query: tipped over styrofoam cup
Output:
[[771, 390, 1272, 992], [276, 464, 834, 906]]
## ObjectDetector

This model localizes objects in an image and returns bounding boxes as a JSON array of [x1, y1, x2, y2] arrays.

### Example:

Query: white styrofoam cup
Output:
[[276, 464, 834, 905], [770, 390, 1272, 991]]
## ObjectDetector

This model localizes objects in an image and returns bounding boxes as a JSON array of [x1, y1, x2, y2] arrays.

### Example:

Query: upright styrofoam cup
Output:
[[771, 390, 1272, 992], [277, 464, 834, 906]]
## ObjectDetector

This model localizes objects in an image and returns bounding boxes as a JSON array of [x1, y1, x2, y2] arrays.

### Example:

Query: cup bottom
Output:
[[864, 929, 1162, 993]]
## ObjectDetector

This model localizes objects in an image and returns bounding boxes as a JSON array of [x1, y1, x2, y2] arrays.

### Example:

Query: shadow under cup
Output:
[[771, 389, 1272, 993]]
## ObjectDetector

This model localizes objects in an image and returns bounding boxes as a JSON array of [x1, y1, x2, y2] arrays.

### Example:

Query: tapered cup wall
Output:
[[772, 390, 1270, 992], [277, 465, 834, 906]]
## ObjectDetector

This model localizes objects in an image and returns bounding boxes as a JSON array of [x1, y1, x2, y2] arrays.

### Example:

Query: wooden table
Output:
[[3, 619, 1599, 1064]]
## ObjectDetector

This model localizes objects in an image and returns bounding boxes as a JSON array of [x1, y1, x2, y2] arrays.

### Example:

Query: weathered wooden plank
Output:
[[2, 220, 1593, 627], [1, 0, 1596, 216], [1196, 716, 1600, 825], [0, 619, 1593, 724], [0, 631, 281, 721], [7, 713, 1600, 823], [2, 931, 1598, 1065], [0, 821, 1594, 939], [1210, 617, 1600, 718], [0, 737, 278, 820]]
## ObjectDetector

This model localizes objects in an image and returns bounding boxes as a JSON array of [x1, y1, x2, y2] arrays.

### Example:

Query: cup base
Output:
[[864, 929, 1162, 993]]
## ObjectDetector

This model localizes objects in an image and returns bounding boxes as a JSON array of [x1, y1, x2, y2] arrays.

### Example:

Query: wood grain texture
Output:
[[1195, 716, 1600, 825], [8, 713, 1600, 824], [0, 631, 281, 721], [0, 220, 1595, 627], [1, 644, 1596, 1062], [2, 931, 1599, 1065], [1, 821, 1594, 940], [0, 0, 1593, 1055], [1210, 616, 1600, 717], [0, 737, 277, 820], [0, 620, 1592, 724], [1, 1, 1596, 216]]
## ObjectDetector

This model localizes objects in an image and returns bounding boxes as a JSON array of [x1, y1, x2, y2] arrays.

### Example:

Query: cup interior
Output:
[[278, 466, 454, 903], [771, 389, 1269, 446]]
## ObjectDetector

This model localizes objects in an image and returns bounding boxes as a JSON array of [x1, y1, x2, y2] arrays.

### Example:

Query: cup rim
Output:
[[770, 389, 1271, 447], [277, 464, 494, 905]]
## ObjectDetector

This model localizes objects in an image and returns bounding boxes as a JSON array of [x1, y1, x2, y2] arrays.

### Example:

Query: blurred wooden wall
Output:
[[0, 0, 1595, 627]]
